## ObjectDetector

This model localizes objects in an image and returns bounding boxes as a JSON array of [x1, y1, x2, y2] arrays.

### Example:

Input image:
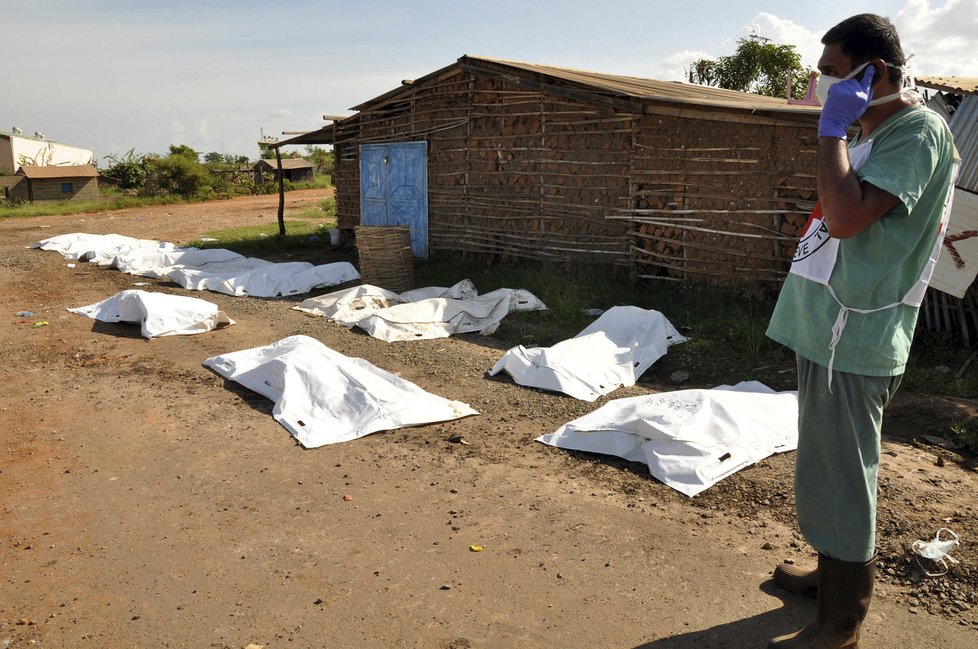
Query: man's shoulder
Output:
[[884, 104, 951, 140]]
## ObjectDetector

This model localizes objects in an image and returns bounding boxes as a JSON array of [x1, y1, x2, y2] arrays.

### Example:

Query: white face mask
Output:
[[815, 61, 907, 107]]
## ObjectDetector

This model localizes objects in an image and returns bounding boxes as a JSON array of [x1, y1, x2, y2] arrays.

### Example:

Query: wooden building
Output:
[[7, 164, 99, 202], [275, 55, 824, 286], [254, 158, 314, 184]]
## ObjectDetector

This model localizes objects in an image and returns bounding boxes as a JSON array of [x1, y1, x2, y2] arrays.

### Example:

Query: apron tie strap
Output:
[[827, 305, 850, 393]]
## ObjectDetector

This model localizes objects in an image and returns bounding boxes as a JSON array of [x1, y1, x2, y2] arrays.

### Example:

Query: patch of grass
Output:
[[0, 193, 178, 219], [185, 198, 339, 261], [948, 417, 978, 455], [902, 333, 978, 398], [414, 256, 789, 367]]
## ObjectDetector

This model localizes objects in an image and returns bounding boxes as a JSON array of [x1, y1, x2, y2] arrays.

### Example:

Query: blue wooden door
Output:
[[359, 142, 428, 257]]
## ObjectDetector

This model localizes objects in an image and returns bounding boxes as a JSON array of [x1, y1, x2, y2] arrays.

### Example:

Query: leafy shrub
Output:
[[143, 154, 211, 198], [102, 149, 149, 190]]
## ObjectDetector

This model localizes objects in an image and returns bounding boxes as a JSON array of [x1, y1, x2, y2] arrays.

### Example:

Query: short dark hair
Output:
[[822, 14, 905, 84]]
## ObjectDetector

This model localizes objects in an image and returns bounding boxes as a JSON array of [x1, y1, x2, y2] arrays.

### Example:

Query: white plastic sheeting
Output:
[[32, 233, 360, 298], [68, 290, 235, 338], [164, 259, 359, 298], [489, 305, 686, 401], [203, 335, 479, 448], [293, 279, 547, 342], [32, 233, 179, 265], [537, 382, 799, 497]]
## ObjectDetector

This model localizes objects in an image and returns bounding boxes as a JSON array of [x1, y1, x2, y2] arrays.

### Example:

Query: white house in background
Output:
[[0, 128, 94, 173]]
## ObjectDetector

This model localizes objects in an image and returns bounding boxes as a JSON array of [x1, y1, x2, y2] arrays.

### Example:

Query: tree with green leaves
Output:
[[168, 144, 200, 161], [305, 146, 333, 174], [143, 148, 211, 198], [688, 33, 813, 100], [102, 149, 149, 190], [204, 152, 250, 166]]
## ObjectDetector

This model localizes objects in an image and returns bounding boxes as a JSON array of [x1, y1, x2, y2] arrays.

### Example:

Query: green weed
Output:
[[948, 415, 978, 455]]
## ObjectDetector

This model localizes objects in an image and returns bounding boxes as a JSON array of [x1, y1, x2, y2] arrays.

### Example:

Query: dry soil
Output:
[[1, 188, 977, 649]]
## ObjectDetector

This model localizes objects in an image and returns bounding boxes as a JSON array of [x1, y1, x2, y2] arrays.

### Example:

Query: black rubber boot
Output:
[[774, 561, 819, 598], [768, 553, 876, 649]]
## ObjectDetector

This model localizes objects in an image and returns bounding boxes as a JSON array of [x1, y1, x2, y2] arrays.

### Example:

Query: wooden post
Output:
[[275, 147, 286, 236]]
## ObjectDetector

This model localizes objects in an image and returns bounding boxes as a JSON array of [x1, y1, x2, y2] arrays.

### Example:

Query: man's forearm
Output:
[[816, 137, 898, 239]]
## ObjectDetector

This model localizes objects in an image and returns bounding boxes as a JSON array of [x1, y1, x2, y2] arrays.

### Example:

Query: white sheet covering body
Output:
[[489, 305, 686, 401], [537, 382, 799, 496], [203, 335, 478, 448], [166, 259, 360, 297], [68, 290, 235, 338], [293, 279, 547, 341], [32, 233, 361, 297], [32, 233, 179, 265]]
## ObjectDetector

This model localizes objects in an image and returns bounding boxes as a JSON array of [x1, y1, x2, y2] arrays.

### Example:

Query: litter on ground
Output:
[[293, 279, 547, 341], [489, 305, 686, 401], [537, 381, 798, 497], [68, 290, 235, 338], [32, 233, 359, 297], [203, 335, 479, 448]]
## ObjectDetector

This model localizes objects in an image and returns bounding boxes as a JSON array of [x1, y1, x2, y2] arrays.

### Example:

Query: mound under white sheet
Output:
[[67, 290, 234, 338], [489, 305, 686, 401], [32, 233, 179, 265], [293, 279, 547, 341], [203, 335, 479, 448], [32, 232, 361, 297], [537, 382, 798, 497]]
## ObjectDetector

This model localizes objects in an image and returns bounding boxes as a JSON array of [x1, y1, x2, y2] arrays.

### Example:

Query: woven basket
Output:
[[355, 225, 415, 293]]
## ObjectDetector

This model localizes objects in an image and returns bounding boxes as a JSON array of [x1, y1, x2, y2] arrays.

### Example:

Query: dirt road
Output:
[[2, 189, 976, 648]]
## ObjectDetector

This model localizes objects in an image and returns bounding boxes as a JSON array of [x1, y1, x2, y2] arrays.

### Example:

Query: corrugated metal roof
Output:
[[275, 55, 820, 148], [949, 95, 978, 193], [18, 164, 98, 179], [462, 56, 821, 114], [348, 55, 820, 116], [257, 158, 314, 169], [916, 76, 978, 96]]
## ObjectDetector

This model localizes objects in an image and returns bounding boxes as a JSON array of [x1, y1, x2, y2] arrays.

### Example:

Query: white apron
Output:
[[788, 125, 958, 389]]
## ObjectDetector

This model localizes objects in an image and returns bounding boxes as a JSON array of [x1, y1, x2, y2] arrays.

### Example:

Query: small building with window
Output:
[[8, 164, 99, 202]]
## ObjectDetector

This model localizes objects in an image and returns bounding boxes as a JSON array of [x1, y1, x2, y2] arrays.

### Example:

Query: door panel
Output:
[[359, 142, 428, 257], [359, 145, 388, 227], [388, 142, 428, 257]]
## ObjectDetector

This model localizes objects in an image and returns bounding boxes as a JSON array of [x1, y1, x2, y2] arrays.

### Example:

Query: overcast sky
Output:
[[5, 1, 976, 162]]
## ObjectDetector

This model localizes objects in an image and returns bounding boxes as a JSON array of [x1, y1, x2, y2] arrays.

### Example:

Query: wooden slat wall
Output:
[[330, 65, 827, 286], [623, 114, 819, 287], [331, 69, 634, 264]]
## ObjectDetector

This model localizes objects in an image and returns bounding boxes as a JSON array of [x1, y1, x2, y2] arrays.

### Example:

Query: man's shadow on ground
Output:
[[632, 580, 814, 649]]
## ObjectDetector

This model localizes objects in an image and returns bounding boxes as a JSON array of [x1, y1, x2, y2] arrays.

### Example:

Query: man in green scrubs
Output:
[[765, 13, 957, 649]]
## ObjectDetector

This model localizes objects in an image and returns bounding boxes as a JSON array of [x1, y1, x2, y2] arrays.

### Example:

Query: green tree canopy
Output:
[[102, 149, 149, 189], [688, 34, 813, 100], [168, 144, 200, 161], [204, 152, 250, 166], [305, 146, 334, 174], [144, 154, 210, 198]]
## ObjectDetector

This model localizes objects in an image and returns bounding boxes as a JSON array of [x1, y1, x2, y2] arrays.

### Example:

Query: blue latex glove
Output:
[[818, 66, 875, 139]]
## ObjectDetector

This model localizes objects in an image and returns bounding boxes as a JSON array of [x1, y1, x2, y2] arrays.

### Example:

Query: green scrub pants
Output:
[[794, 354, 902, 562]]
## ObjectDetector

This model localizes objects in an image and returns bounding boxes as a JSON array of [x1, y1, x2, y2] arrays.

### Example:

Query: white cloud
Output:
[[660, 2, 978, 85], [895, 0, 978, 76], [267, 108, 295, 119], [655, 50, 714, 82], [746, 12, 825, 69]]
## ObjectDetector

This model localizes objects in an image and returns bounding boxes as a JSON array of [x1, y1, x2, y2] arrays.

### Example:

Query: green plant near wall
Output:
[[948, 417, 978, 455]]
